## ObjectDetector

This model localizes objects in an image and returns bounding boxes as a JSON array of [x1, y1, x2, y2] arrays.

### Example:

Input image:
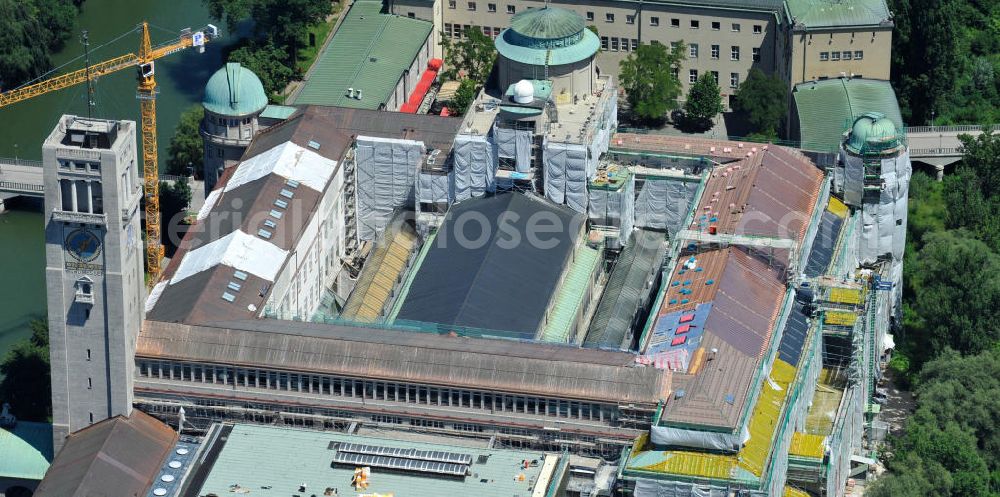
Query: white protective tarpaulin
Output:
[[355, 136, 424, 240], [451, 133, 498, 202], [493, 125, 533, 173], [587, 174, 635, 244], [858, 151, 911, 265], [634, 179, 699, 235], [225, 141, 335, 193], [649, 425, 750, 453], [170, 230, 289, 284], [544, 141, 589, 213], [417, 171, 451, 204]]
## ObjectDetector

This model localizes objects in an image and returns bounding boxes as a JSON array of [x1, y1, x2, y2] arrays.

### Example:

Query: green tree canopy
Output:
[[439, 27, 497, 83], [228, 38, 295, 97], [0, 319, 50, 422], [903, 229, 1000, 362], [732, 68, 787, 138], [166, 105, 204, 177], [0, 0, 71, 87], [683, 73, 722, 130], [448, 78, 478, 116], [618, 41, 685, 124], [160, 179, 193, 245], [205, 0, 330, 63]]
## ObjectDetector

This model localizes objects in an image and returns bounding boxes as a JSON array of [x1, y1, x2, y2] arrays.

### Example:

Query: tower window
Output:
[[88, 377, 92, 389], [87, 349, 91, 361]]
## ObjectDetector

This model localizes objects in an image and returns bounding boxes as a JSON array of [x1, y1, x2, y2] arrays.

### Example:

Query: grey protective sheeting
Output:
[[451, 133, 498, 202], [858, 151, 910, 265], [841, 150, 864, 207], [355, 136, 424, 240], [587, 174, 635, 243], [633, 479, 741, 497], [494, 126, 534, 173], [649, 425, 750, 453], [634, 178, 699, 234], [544, 141, 590, 213], [417, 171, 451, 204]]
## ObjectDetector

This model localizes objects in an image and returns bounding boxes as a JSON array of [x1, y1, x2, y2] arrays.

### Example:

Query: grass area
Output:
[[296, 3, 342, 73]]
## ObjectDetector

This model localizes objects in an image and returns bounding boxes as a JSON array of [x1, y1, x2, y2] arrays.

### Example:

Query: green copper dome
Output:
[[844, 112, 903, 155], [510, 6, 586, 42], [496, 6, 599, 66], [202, 62, 268, 117]]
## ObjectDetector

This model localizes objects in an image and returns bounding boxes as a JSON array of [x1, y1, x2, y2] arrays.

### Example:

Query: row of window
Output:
[[820, 50, 865, 61], [687, 69, 741, 88], [443, 1, 764, 34], [59, 179, 104, 214], [137, 359, 619, 423], [58, 160, 100, 173]]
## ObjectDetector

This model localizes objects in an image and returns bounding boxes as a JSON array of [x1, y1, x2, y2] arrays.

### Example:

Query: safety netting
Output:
[[634, 178, 700, 235], [355, 135, 424, 240], [451, 133, 498, 202], [587, 173, 635, 244]]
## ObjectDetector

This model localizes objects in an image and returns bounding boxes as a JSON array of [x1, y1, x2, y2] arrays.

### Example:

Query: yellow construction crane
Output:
[[0, 22, 218, 279]]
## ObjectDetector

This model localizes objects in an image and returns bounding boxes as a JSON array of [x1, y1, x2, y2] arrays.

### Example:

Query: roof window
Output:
[[274, 199, 288, 209], [227, 281, 242, 292], [257, 229, 273, 239], [280, 189, 294, 199], [269, 209, 283, 219], [222, 292, 236, 302], [286, 179, 300, 188], [234, 270, 248, 281]]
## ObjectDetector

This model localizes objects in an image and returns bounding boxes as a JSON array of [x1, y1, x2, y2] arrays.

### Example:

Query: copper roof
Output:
[[34, 410, 177, 497], [650, 247, 787, 430], [137, 320, 671, 406]]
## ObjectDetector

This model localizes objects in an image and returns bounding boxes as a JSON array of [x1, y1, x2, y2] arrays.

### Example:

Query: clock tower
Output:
[[42, 116, 145, 450]]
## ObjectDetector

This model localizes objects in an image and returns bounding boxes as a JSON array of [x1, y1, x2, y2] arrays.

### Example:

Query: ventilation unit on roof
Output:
[[347, 87, 355, 98]]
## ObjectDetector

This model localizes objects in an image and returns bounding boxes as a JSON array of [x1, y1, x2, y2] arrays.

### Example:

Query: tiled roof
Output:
[[34, 411, 177, 497], [292, 0, 432, 109], [792, 78, 903, 153]]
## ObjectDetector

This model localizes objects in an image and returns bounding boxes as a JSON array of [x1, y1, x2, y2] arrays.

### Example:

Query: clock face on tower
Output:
[[65, 229, 102, 262]]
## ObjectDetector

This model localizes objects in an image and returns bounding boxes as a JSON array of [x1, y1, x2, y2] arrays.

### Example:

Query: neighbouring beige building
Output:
[[388, 0, 892, 107]]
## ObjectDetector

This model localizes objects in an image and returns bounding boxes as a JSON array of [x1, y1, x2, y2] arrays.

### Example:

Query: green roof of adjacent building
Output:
[[291, 0, 432, 109], [259, 104, 298, 120], [0, 421, 53, 480], [193, 424, 560, 497], [202, 62, 268, 117], [786, 0, 892, 28], [792, 78, 903, 152]]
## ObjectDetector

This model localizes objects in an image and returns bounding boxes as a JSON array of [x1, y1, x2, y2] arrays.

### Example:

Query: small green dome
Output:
[[509, 6, 586, 46], [202, 62, 268, 117], [844, 112, 903, 155]]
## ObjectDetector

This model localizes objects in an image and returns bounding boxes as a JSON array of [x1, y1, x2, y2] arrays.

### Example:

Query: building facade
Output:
[[389, 0, 891, 107], [42, 116, 144, 451]]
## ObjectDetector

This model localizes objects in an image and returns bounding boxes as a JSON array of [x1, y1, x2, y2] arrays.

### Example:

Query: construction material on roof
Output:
[[400, 59, 442, 113], [34, 411, 177, 497], [170, 230, 289, 285], [341, 221, 419, 322], [792, 79, 903, 153], [224, 141, 335, 193], [292, 0, 432, 109], [396, 193, 585, 338], [586, 230, 667, 350], [789, 433, 826, 459]]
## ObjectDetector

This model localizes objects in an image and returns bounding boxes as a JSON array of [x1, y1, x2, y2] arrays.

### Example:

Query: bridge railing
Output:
[[905, 124, 1000, 134], [0, 180, 44, 193], [910, 147, 964, 156], [0, 157, 44, 168]]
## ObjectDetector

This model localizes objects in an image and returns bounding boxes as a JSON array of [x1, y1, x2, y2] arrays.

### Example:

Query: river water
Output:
[[0, 0, 239, 353]]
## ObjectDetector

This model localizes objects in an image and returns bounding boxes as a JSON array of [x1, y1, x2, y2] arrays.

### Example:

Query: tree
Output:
[[0, 319, 50, 422], [941, 132, 1000, 251], [904, 230, 1000, 362], [732, 68, 787, 138], [439, 27, 496, 83], [228, 38, 295, 97], [159, 179, 193, 241], [618, 41, 686, 124], [166, 105, 204, 177], [0, 0, 81, 88], [448, 78, 478, 116], [683, 73, 723, 130], [204, 0, 330, 63], [891, 0, 959, 124]]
